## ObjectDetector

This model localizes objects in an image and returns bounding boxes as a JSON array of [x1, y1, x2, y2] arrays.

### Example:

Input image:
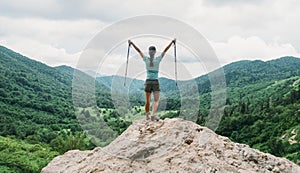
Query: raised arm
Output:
[[161, 38, 176, 58], [128, 40, 144, 58]]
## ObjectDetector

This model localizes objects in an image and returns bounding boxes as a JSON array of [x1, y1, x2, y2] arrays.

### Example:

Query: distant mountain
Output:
[[83, 70, 104, 78], [96, 76, 179, 94], [222, 56, 300, 87], [97, 75, 144, 90], [159, 77, 179, 93], [55, 65, 75, 76]]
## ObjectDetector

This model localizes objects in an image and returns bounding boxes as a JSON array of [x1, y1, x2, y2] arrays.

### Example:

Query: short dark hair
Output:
[[148, 46, 156, 51]]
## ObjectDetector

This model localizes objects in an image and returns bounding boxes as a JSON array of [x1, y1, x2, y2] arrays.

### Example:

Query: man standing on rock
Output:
[[128, 39, 176, 121]]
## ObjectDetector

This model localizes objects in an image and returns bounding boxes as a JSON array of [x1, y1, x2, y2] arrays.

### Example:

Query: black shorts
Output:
[[144, 79, 160, 93]]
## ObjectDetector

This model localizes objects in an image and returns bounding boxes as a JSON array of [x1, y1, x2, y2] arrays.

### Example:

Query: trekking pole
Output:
[[174, 41, 178, 86], [124, 42, 131, 86]]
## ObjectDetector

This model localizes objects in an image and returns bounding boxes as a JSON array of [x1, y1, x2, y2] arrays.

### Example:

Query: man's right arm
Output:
[[128, 40, 144, 58]]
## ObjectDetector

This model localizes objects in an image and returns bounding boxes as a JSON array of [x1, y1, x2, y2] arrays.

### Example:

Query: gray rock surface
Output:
[[42, 118, 300, 173]]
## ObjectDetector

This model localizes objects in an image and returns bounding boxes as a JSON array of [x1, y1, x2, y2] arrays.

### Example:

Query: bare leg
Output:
[[151, 91, 160, 117], [145, 92, 151, 120]]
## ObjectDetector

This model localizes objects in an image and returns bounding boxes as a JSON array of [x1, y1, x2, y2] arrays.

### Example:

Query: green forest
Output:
[[0, 45, 299, 172]]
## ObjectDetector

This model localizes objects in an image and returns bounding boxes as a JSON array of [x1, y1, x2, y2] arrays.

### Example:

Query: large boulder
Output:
[[42, 118, 300, 173]]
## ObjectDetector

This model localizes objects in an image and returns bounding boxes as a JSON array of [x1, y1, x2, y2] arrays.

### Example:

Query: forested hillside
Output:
[[217, 75, 300, 164], [0, 46, 122, 172], [198, 57, 300, 164], [213, 57, 300, 164]]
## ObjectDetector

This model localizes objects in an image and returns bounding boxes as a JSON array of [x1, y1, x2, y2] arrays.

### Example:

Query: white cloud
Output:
[[186, 0, 300, 51], [212, 36, 300, 65], [0, 16, 107, 67], [0, 16, 106, 53], [0, 38, 80, 67]]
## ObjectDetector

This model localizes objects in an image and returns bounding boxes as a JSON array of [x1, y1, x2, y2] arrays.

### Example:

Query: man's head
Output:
[[148, 46, 156, 56]]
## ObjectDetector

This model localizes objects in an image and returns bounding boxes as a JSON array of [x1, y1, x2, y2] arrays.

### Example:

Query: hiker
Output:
[[128, 39, 176, 121]]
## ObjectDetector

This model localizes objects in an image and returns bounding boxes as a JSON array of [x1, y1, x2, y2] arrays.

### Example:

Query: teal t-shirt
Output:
[[143, 55, 163, 79]]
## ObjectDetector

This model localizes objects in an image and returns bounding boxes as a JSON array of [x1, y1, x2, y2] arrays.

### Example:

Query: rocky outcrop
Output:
[[42, 118, 300, 173]]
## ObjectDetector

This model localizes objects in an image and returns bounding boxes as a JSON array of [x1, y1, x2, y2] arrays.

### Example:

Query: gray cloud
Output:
[[202, 0, 264, 6], [0, 0, 192, 21], [0, 0, 60, 18]]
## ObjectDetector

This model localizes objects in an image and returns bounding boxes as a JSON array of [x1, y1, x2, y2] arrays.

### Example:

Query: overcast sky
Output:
[[0, 0, 299, 79]]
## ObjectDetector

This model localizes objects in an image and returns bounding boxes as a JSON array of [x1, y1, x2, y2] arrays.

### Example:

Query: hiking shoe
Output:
[[151, 115, 160, 121]]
